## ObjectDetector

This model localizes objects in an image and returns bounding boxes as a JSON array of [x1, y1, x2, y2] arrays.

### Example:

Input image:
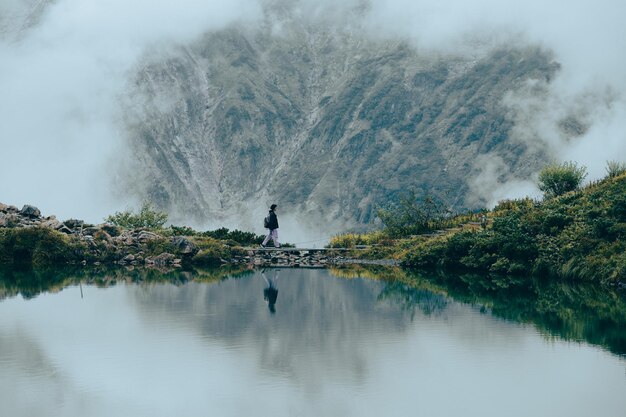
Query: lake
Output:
[[1, 266, 625, 417]]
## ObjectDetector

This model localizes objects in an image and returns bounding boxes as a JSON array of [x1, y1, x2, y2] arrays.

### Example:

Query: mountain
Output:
[[0, 0, 52, 41], [120, 8, 560, 231]]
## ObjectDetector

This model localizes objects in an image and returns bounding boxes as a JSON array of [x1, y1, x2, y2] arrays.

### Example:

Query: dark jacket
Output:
[[268, 210, 279, 230]]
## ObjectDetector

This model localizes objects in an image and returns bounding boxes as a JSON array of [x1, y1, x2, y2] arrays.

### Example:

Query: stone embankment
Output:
[[231, 248, 351, 268]]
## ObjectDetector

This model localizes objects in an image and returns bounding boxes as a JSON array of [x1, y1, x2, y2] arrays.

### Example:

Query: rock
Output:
[[41, 218, 63, 229], [122, 254, 136, 262], [0, 203, 8, 212], [136, 231, 160, 242], [83, 226, 102, 235], [64, 219, 84, 229], [58, 225, 73, 234], [146, 252, 176, 265], [20, 205, 41, 218], [93, 230, 113, 243], [171, 236, 198, 256], [101, 224, 122, 237], [0, 213, 19, 228]]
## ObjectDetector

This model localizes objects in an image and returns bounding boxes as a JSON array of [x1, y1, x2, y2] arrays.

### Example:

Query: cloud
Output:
[[467, 154, 541, 207], [361, 0, 626, 204], [0, 0, 261, 222]]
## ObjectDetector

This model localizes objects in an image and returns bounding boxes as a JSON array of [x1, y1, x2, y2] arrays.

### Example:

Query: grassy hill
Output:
[[333, 172, 626, 286]]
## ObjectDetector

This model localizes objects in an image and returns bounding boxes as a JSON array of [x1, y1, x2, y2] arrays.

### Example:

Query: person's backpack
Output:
[[263, 214, 270, 229]]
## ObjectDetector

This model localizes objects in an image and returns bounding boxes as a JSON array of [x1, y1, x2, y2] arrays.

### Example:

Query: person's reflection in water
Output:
[[261, 269, 279, 314]]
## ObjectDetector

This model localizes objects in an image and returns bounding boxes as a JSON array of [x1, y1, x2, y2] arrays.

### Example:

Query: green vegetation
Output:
[[537, 161, 587, 198], [402, 172, 626, 284], [376, 191, 449, 238], [190, 237, 241, 266], [198, 227, 264, 246], [606, 160, 626, 178], [0, 228, 85, 267], [169, 226, 294, 247], [105, 201, 168, 229], [333, 165, 626, 286]]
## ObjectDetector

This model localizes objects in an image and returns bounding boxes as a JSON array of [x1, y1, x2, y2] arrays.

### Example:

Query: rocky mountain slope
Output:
[[121, 8, 560, 230]]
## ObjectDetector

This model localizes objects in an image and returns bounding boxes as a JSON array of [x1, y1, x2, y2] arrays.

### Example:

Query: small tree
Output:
[[606, 160, 626, 178], [105, 201, 168, 229], [377, 191, 447, 238], [538, 161, 587, 198]]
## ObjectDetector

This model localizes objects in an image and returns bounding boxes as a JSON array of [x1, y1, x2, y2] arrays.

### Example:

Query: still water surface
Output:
[[1, 268, 625, 417]]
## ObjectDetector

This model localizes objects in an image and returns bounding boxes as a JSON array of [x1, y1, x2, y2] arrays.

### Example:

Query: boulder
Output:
[[64, 219, 84, 229], [101, 224, 122, 237], [136, 231, 160, 242], [146, 252, 176, 265], [171, 236, 199, 256], [20, 205, 41, 218], [58, 225, 73, 234], [93, 229, 113, 243], [0, 213, 19, 228], [41, 218, 63, 230]]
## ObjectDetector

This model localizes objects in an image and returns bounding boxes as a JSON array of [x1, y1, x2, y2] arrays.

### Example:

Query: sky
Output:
[[1, 0, 625, 221]]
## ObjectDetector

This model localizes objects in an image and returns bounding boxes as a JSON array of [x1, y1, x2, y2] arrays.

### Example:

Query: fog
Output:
[[0, 0, 261, 222], [1, 0, 625, 223]]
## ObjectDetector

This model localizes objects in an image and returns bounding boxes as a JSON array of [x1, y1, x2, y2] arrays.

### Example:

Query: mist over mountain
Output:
[[2, 0, 624, 237], [120, 7, 558, 231]]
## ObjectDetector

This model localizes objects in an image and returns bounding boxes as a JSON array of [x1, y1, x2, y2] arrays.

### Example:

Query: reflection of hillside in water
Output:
[[130, 269, 448, 386]]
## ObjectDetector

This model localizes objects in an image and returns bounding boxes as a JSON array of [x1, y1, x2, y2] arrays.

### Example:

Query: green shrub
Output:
[[402, 235, 448, 268], [605, 160, 626, 178], [0, 228, 84, 267], [377, 191, 448, 238], [105, 201, 168, 229], [328, 232, 386, 248], [167, 225, 198, 236], [538, 161, 587, 198], [191, 238, 232, 266], [200, 228, 264, 246]]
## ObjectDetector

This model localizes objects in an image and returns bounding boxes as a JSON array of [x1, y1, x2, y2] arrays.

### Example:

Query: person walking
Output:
[[261, 204, 280, 248]]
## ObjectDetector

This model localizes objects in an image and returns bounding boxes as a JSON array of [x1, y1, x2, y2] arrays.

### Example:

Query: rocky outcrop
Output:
[[0, 202, 198, 267]]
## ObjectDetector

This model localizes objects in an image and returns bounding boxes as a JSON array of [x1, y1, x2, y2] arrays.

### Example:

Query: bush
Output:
[[105, 201, 168, 229], [191, 238, 232, 266], [328, 231, 386, 248], [168, 225, 198, 236], [0, 228, 84, 267], [606, 160, 626, 178], [377, 191, 448, 238], [538, 161, 587, 198], [200, 228, 264, 246]]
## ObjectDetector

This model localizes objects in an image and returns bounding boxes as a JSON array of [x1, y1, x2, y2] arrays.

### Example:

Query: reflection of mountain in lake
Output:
[[130, 269, 448, 386]]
